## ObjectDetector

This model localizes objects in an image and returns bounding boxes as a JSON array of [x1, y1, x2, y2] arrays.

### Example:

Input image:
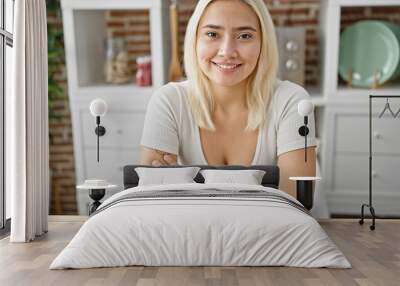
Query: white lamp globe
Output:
[[297, 99, 314, 117], [90, 99, 108, 117]]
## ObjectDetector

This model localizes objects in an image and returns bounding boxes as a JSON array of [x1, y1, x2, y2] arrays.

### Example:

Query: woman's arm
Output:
[[139, 146, 178, 166], [277, 146, 316, 198]]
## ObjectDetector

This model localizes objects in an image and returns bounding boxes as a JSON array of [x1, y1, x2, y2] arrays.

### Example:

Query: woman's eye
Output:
[[239, 33, 253, 40], [206, 31, 218, 38]]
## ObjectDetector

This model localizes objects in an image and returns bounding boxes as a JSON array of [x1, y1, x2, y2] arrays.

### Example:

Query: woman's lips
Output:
[[212, 61, 242, 72]]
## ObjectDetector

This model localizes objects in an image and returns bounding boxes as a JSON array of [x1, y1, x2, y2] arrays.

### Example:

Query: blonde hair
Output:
[[183, 0, 279, 131]]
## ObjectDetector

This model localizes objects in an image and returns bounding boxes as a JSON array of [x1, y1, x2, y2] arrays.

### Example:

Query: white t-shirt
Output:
[[140, 80, 317, 165]]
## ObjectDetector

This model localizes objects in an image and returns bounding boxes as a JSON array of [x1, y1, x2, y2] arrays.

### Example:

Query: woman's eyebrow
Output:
[[201, 24, 257, 32]]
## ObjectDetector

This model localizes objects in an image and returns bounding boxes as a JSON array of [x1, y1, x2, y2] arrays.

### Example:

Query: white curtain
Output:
[[8, 0, 49, 242]]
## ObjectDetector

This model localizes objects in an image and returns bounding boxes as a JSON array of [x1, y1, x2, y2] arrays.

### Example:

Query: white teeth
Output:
[[214, 63, 240, 70]]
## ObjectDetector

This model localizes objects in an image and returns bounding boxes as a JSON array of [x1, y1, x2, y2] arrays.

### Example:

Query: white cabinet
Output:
[[61, 0, 170, 214], [319, 0, 400, 216], [323, 106, 400, 216]]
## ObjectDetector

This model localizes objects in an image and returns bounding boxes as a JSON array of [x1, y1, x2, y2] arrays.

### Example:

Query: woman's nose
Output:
[[218, 37, 237, 58]]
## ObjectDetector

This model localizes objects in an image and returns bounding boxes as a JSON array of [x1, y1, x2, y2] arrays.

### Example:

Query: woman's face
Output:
[[196, 0, 261, 88]]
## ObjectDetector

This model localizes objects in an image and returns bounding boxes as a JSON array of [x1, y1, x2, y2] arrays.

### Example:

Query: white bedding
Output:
[[50, 183, 351, 269]]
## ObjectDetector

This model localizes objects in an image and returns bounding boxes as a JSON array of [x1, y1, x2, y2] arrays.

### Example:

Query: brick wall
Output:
[[49, 0, 400, 214], [341, 6, 400, 27], [47, 10, 77, 215]]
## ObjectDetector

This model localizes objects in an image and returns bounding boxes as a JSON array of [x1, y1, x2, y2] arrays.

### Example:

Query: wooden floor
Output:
[[0, 216, 399, 286]]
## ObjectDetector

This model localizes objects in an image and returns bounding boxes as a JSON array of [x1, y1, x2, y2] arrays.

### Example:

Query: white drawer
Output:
[[81, 110, 145, 148], [335, 113, 400, 154], [333, 153, 400, 192], [83, 148, 141, 188]]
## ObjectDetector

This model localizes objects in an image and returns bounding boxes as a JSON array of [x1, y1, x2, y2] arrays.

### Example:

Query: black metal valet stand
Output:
[[359, 95, 400, 231]]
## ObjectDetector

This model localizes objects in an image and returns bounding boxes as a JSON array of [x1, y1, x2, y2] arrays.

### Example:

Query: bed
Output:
[[50, 165, 350, 269]]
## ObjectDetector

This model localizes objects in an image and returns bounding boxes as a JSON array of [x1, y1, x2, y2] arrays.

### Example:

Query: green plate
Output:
[[385, 22, 400, 80], [339, 20, 400, 88]]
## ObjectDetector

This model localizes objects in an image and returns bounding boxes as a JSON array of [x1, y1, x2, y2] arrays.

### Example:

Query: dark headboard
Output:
[[123, 165, 280, 189]]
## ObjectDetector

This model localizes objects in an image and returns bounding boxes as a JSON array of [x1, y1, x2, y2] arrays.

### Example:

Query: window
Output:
[[0, 0, 14, 232]]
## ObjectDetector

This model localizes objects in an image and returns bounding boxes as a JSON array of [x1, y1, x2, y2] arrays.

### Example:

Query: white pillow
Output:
[[200, 169, 266, 185], [135, 167, 201, 186]]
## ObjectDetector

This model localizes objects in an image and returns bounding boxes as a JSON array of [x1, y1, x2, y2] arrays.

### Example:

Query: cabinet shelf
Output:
[[336, 82, 400, 97], [321, 0, 400, 99], [62, 2, 170, 95], [337, 0, 400, 7]]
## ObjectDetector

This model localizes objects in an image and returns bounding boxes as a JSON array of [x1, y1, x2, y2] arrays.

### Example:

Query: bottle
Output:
[[136, 55, 152, 86]]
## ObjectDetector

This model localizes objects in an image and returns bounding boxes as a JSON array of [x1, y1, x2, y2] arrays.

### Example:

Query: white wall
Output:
[[5, 0, 14, 219], [6, 44, 12, 219]]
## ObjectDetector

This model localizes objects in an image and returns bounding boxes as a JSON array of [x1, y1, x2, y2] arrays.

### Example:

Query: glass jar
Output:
[[136, 55, 152, 87], [104, 37, 131, 84]]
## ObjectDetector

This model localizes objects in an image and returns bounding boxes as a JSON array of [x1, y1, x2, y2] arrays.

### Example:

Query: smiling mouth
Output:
[[211, 61, 242, 71]]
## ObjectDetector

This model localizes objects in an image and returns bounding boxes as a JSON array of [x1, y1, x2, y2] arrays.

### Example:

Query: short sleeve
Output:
[[140, 85, 180, 154], [275, 83, 317, 156]]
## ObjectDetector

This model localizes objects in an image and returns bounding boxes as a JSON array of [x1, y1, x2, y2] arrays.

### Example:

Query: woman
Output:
[[139, 0, 316, 198]]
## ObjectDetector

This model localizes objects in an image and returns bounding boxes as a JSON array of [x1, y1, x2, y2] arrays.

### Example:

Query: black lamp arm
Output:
[[298, 116, 309, 162], [94, 116, 106, 162]]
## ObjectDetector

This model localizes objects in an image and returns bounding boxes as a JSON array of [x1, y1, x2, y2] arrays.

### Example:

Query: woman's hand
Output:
[[139, 146, 178, 166], [151, 152, 178, 166]]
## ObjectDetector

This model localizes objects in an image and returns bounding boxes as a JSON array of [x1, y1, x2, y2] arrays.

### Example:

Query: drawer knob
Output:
[[285, 59, 299, 71], [372, 171, 378, 178], [285, 40, 299, 52], [117, 129, 123, 135], [373, 132, 381, 139]]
